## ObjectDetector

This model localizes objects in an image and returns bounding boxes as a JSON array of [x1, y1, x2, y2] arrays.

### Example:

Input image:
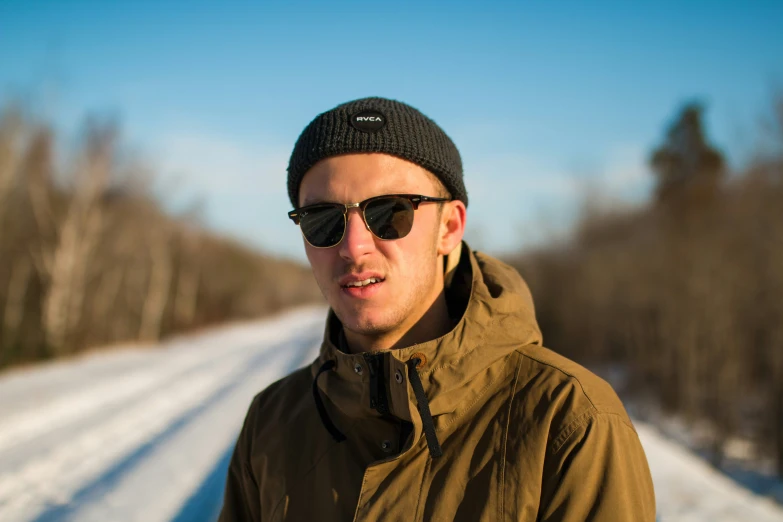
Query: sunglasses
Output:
[[288, 194, 451, 248]]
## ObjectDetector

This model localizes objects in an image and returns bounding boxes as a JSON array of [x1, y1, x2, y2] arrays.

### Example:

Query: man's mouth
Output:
[[342, 277, 384, 288]]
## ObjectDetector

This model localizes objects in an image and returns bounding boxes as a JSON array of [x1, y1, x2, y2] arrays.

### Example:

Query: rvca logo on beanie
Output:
[[350, 110, 386, 132]]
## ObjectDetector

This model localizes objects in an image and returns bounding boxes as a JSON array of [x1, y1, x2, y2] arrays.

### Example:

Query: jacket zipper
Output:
[[363, 353, 390, 416]]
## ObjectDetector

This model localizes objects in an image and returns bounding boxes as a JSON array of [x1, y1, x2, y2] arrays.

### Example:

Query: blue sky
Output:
[[1, 0, 781, 260]]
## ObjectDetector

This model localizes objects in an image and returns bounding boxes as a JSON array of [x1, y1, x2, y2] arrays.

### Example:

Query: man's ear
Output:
[[438, 200, 467, 257]]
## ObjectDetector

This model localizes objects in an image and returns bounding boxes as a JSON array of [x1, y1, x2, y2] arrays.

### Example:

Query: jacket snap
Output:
[[353, 363, 363, 375], [394, 369, 403, 384]]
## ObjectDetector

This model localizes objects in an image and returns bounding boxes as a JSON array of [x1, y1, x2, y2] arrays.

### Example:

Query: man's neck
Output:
[[343, 289, 453, 353]]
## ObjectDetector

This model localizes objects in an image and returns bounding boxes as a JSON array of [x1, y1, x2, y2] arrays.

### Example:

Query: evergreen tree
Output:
[[650, 103, 725, 210]]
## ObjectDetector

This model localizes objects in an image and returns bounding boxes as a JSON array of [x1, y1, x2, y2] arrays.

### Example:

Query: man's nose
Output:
[[338, 208, 375, 261]]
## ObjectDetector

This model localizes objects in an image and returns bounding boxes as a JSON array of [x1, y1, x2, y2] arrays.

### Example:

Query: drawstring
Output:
[[313, 356, 442, 458], [406, 357, 443, 458], [312, 360, 346, 442]]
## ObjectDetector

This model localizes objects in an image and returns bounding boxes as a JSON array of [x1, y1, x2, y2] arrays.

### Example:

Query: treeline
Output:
[[510, 99, 783, 476], [0, 106, 322, 370]]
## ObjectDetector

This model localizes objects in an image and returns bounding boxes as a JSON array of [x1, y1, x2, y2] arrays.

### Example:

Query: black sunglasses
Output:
[[288, 194, 451, 248]]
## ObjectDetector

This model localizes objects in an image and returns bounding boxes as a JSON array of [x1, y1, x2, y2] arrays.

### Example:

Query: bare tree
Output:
[[0, 109, 23, 231], [0, 104, 321, 370], [40, 121, 113, 354], [2, 257, 31, 350], [173, 228, 201, 329], [138, 220, 173, 343]]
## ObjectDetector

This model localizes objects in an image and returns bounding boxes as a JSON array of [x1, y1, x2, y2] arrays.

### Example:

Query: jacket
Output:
[[219, 245, 656, 521]]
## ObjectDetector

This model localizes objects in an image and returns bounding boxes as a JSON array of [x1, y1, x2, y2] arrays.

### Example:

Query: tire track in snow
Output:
[[0, 314, 314, 460], [0, 306, 327, 522]]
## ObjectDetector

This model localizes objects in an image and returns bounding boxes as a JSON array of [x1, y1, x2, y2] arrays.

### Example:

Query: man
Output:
[[219, 97, 656, 521]]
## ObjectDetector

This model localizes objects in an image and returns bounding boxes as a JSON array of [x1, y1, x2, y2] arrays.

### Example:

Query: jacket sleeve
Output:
[[538, 412, 656, 522], [218, 395, 262, 522]]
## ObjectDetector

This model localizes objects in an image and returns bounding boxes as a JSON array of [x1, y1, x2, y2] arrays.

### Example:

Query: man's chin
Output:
[[334, 306, 393, 336]]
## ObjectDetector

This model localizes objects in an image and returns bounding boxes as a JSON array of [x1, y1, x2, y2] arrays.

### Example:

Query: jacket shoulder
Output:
[[511, 344, 635, 446], [244, 365, 314, 442], [255, 365, 312, 406]]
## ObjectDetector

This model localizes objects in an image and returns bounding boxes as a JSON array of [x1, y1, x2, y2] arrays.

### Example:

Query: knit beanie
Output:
[[286, 97, 467, 208]]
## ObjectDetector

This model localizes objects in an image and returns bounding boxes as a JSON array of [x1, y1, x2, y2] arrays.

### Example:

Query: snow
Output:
[[0, 305, 781, 521], [0, 306, 326, 522], [638, 424, 783, 521]]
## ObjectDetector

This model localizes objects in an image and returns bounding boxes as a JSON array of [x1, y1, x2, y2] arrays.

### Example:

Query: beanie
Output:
[[286, 97, 467, 208]]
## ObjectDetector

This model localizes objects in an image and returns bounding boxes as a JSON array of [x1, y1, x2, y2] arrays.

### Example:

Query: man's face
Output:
[[298, 153, 451, 338]]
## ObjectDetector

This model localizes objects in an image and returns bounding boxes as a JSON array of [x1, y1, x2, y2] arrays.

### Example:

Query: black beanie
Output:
[[286, 97, 467, 208]]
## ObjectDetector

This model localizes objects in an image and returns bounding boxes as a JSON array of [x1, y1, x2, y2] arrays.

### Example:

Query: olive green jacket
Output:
[[219, 246, 656, 521]]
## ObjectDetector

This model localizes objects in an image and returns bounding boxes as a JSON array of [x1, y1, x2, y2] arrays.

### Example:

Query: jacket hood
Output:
[[311, 243, 543, 439]]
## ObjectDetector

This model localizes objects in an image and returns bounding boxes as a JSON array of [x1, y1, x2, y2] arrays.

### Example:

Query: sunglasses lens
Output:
[[364, 197, 414, 240], [299, 205, 345, 247]]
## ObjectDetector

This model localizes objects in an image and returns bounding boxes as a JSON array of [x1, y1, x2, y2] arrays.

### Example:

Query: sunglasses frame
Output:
[[288, 194, 451, 248]]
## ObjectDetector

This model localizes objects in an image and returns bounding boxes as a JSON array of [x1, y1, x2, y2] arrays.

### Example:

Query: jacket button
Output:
[[381, 440, 393, 452], [395, 369, 404, 384], [353, 363, 363, 375]]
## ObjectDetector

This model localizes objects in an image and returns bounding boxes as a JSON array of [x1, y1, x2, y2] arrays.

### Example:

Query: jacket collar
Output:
[[311, 242, 543, 431]]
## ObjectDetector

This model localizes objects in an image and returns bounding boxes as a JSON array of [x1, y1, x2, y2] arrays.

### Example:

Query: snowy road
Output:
[[0, 307, 327, 522], [0, 305, 781, 521]]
